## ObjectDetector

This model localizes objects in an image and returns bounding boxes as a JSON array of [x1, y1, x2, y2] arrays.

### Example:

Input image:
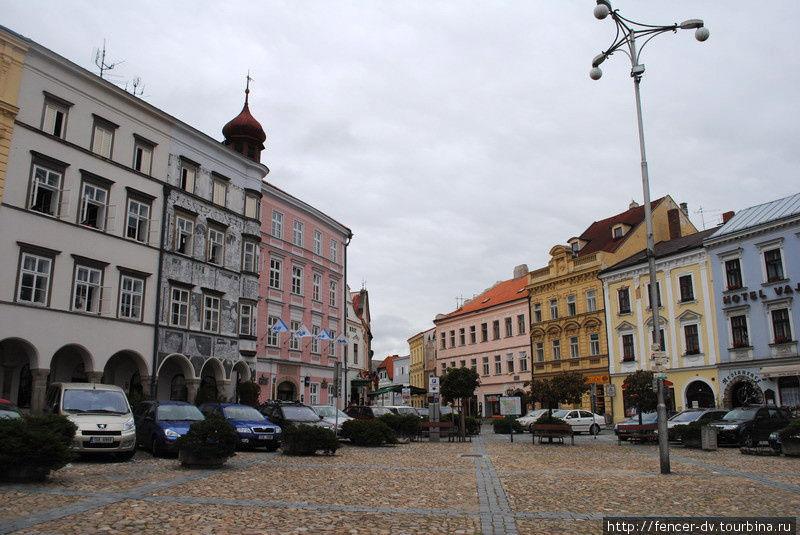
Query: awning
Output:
[[367, 385, 427, 397], [760, 365, 800, 379], [350, 379, 370, 387]]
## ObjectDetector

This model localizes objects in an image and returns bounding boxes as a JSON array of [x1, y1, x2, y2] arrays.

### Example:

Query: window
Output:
[[353, 343, 359, 364], [567, 294, 576, 316], [684, 324, 700, 354], [125, 197, 151, 243], [507, 354, 514, 374], [180, 163, 196, 193], [494, 355, 502, 375], [290, 321, 301, 350], [242, 240, 259, 273], [133, 138, 154, 175], [651, 328, 666, 352], [469, 325, 476, 344], [118, 275, 144, 321], [489, 320, 497, 340], [441, 363, 446, 375], [239, 302, 256, 336], [330, 240, 338, 263], [505, 317, 513, 337], [772, 309, 792, 343], [291, 265, 303, 295], [569, 336, 579, 358], [517, 314, 526, 335], [267, 316, 280, 347], [329, 280, 338, 307], [212, 178, 227, 206], [170, 287, 189, 328], [612, 226, 624, 239], [175, 214, 194, 255], [589, 333, 600, 356], [470, 359, 477, 371], [731, 315, 749, 348], [73, 265, 103, 313], [678, 275, 694, 302], [519, 352, 528, 372], [28, 163, 64, 216], [552, 340, 561, 360], [293, 221, 304, 247], [17, 253, 52, 305], [329, 330, 336, 357], [91, 117, 115, 158], [459, 360, 465, 369], [618, 288, 631, 314], [645, 283, 661, 308], [764, 249, 785, 282], [533, 303, 542, 323], [440, 332, 446, 350], [622, 334, 635, 361], [244, 193, 260, 220], [313, 230, 322, 255], [78, 181, 109, 230], [207, 227, 224, 265], [271, 211, 283, 239], [312, 273, 321, 301], [481, 323, 488, 342], [586, 290, 597, 312], [269, 258, 282, 289], [308, 383, 319, 405], [482, 357, 490, 376], [203, 294, 220, 332], [42, 97, 69, 138], [312, 326, 320, 354], [725, 258, 742, 290], [549, 299, 558, 319], [459, 328, 465, 346], [449, 330, 455, 347], [535, 342, 544, 362]]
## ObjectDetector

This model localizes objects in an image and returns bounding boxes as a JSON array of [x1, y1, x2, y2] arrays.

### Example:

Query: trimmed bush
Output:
[[0, 414, 77, 481], [679, 421, 704, 448], [237, 381, 261, 408], [533, 413, 568, 426], [378, 413, 420, 438], [779, 418, 800, 442], [175, 413, 237, 461], [493, 416, 523, 434], [281, 424, 339, 455], [341, 419, 397, 446], [440, 413, 480, 435]]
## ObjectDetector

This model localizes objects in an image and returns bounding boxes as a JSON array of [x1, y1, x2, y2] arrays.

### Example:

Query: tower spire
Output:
[[222, 72, 266, 163], [245, 71, 253, 105]]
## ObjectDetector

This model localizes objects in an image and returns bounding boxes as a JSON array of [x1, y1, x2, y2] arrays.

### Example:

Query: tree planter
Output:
[[782, 438, 800, 457], [1, 465, 51, 482], [178, 449, 227, 468], [682, 438, 702, 449]]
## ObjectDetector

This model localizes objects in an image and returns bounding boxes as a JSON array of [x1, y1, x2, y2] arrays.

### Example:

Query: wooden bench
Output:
[[617, 423, 658, 444], [418, 421, 457, 442], [531, 424, 574, 445]]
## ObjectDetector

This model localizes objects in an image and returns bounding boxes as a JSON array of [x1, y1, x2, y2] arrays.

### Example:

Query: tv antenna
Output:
[[93, 39, 124, 80], [455, 294, 466, 308], [695, 206, 722, 230], [125, 77, 145, 97]]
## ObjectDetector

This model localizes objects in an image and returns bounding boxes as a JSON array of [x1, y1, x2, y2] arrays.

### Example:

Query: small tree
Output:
[[622, 370, 665, 424], [237, 381, 261, 408], [527, 371, 589, 417], [440, 367, 480, 437]]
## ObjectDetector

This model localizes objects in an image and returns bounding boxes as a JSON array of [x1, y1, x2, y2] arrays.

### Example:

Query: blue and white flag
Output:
[[271, 318, 290, 333], [316, 329, 334, 340], [294, 324, 311, 338], [335, 334, 349, 344]]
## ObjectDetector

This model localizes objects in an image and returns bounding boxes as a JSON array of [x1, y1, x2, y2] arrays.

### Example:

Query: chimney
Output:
[[680, 202, 688, 217], [667, 208, 681, 240], [629, 200, 640, 210], [722, 211, 735, 224], [513, 264, 529, 279]]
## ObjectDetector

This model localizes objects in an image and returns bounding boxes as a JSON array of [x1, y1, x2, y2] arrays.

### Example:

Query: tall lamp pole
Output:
[[590, 1, 709, 475]]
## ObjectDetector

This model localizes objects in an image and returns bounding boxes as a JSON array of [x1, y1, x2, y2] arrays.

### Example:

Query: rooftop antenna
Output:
[[125, 76, 145, 97], [361, 278, 366, 290], [695, 206, 722, 230], [93, 39, 124, 80], [455, 294, 465, 308]]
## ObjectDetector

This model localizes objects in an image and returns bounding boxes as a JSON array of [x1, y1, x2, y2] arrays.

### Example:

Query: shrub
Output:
[[237, 381, 261, 408], [175, 413, 237, 460], [493, 416, 523, 434], [0, 414, 77, 480], [281, 424, 339, 455], [441, 413, 479, 435], [679, 421, 704, 447], [341, 419, 397, 446], [378, 413, 420, 438], [779, 418, 800, 442], [533, 413, 568, 426]]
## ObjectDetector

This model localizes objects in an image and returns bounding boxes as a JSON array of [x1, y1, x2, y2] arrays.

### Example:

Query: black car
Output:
[[200, 403, 282, 451], [708, 406, 792, 447], [259, 401, 334, 432], [667, 408, 729, 441]]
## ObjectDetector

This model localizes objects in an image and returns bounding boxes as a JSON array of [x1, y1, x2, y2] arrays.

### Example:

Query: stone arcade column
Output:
[[140, 375, 152, 398], [86, 371, 103, 384], [186, 378, 201, 404], [30, 369, 49, 414]]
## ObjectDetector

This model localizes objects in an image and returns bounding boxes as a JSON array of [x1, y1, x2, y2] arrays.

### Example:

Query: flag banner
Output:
[[335, 335, 349, 344], [271, 318, 289, 333], [294, 324, 311, 338], [317, 329, 333, 340]]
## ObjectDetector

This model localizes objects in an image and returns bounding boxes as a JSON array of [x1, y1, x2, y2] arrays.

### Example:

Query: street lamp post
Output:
[[590, 0, 709, 475]]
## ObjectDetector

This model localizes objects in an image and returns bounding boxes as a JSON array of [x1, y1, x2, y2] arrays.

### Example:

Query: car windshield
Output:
[[416, 408, 429, 417], [550, 409, 569, 418], [722, 407, 758, 421], [523, 410, 545, 418], [62, 389, 129, 414], [313, 405, 337, 418], [669, 411, 703, 423], [439, 406, 453, 415], [370, 407, 392, 416], [283, 406, 320, 420], [157, 404, 204, 421], [223, 406, 265, 421], [0, 408, 21, 419]]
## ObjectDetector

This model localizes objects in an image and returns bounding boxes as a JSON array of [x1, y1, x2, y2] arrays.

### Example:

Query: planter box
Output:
[[682, 437, 702, 449], [178, 449, 227, 468], [0, 465, 50, 482], [782, 439, 800, 457]]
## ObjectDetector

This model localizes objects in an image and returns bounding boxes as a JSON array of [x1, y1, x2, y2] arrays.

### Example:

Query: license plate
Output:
[[257, 434, 272, 440], [90, 436, 114, 443]]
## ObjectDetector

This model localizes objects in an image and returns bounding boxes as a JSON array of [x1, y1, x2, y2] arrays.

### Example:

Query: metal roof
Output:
[[709, 192, 800, 240]]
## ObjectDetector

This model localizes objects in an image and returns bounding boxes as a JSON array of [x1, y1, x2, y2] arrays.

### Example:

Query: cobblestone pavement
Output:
[[1, 426, 799, 534]]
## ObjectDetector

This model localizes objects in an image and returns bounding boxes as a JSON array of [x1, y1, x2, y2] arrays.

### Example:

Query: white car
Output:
[[311, 405, 353, 435], [553, 409, 605, 435], [517, 409, 548, 430]]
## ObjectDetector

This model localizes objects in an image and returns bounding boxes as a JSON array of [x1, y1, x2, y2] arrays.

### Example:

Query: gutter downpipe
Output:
[[150, 183, 170, 400]]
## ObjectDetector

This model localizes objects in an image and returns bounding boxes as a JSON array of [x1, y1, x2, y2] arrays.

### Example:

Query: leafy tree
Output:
[[527, 371, 589, 417], [622, 370, 671, 424], [237, 381, 261, 408], [440, 367, 480, 437]]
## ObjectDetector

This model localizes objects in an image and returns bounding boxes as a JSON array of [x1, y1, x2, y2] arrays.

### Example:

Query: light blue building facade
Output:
[[705, 193, 800, 410]]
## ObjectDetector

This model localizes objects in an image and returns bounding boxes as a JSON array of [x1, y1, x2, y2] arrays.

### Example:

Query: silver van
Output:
[[45, 383, 136, 460]]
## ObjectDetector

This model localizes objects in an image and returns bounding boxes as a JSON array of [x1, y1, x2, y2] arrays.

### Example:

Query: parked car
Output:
[[0, 398, 21, 419], [260, 400, 335, 431], [769, 430, 782, 453], [554, 409, 605, 435], [311, 405, 353, 436], [517, 409, 549, 431], [667, 408, 729, 429], [134, 400, 205, 456], [415, 407, 430, 418], [200, 403, 282, 451], [384, 405, 422, 416], [614, 412, 658, 441], [344, 405, 394, 420], [45, 383, 136, 460], [708, 406, 792, 447]]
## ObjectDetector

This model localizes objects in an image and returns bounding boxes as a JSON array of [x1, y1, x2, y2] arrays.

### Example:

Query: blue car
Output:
[[200, 403, 282, 451], [133, 401, 205, 457]]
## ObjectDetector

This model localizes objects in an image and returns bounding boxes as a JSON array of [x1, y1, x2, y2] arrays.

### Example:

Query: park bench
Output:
[[418, 421, 457, 442], [531, 423, 574, 445], [617, 423, 658, 444]]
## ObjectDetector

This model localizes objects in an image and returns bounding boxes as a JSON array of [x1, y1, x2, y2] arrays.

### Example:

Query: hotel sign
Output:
[[722, 282, 800, 305]]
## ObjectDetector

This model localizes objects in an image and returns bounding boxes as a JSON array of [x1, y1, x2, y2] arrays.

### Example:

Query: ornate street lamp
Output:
[[590, 1, 709, 475]]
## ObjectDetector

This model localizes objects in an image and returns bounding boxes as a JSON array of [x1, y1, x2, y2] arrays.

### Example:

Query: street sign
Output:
[[654, 372, 667, 380], [429, 376, 440, 394], [499, 396, 522, 416]]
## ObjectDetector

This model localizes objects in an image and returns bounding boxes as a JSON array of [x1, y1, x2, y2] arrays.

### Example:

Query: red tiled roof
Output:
[[352, 293, 361, 315], [576, 198, 665, 257], [377, 355, 397, 380], [437, 276, 528, 321]]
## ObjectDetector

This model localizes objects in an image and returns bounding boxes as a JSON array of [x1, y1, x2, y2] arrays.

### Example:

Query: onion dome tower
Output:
[[222, 75, 266, 163]]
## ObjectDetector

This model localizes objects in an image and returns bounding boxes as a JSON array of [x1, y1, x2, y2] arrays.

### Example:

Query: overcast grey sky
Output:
[[3, 1, 799, 362]]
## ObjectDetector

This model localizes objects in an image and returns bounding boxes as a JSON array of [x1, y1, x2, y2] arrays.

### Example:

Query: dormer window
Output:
[[571, 242, 580, 254], [612, 225, 625, 239]]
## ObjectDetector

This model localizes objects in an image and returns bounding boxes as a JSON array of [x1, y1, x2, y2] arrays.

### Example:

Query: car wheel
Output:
[[590, 424, 601, 436], [151, 437, 164, 458], [740, 430, 756, 448], [115, 450, 135, 462]]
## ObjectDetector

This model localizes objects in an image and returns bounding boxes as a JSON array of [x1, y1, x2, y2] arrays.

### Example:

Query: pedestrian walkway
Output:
[[1, 424, 799, 534]]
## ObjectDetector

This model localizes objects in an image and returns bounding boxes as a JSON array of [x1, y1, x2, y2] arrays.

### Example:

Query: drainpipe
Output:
[[150, 183, 170, 399], [341, 231, 352, 410]]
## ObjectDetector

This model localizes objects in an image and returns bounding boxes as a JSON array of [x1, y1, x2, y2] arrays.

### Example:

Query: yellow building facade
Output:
[[600, 228, 721, 422], [528, 197, 696, 416], [408, 330, 426, 407], [0, 28, 28, 202]]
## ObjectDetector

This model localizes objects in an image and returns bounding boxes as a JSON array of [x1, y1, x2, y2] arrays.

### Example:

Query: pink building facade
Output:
[[256, 183, 352, 407], [434, 267, 531, 417]]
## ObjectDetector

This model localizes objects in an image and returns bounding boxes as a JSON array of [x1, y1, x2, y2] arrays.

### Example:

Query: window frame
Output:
[[271, 210, 284, 239], [567, 294, 576, 316], [729, 314, 750, 348], [292, 220, 304, 247], [329, 280, 337, 307], [552, 339, 561, 361], [549, 299, 558, 320], [535, 342, 544, 362], [586, 289, 597, 312], [174, 212, 195, 256], [179, 161, 197, 194], [242, 240, 259, 274], [77, 174, 111, 231], [569, 336, 579, 359], [266, 316, 280, 347], [90, 115, 117, 159], [291, 265, 303, 295], [202, 293, 221, 333], [481, 323, 488, 342], [125, 194, 152, 244], [504, 317, 513, 337], [71, 263, 105, 314], [469, 325, 476, 344], [678, 273, 695, 303], [169, 286, 190, 328], [482, 356, 490, 376], [16, 248, 56, 307], [589, 333, 600, 356], [207, 225, 225, 266], [269, 257, 282, 290], [132, 136, 155, 175], [763, 247, 786, 283], [494, 355, 502, 375], [290, 320, 301, 350], [211, 176, 228, 207], [41, 93, 72, 139], [533, 303, 542, 323], [769, 307, 793, 344], [683, 323, 701, 355], [645, 282, 662, 309], [517, 314, 526, 335], [313, 230, 322, 255], [312, 272, 322, 301], [244, 192, 260, 220], [617, 287, 631, 314], [118, 272, 145, 322], [27, 159, 65, 218], [621, 333, 636, 361], [330, 240, 338, 263]]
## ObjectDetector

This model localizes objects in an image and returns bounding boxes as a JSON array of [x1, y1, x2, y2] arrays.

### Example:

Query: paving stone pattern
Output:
[[1, 426, 799, 534]]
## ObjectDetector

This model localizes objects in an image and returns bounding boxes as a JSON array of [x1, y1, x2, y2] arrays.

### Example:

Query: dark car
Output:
[[259, 401, 335, 432], [614, 412, 657, 441], [200, 403, 281, 451], [134, 401, 205, 456], [344, 405, 394, 420], [667, 408, 729, 440], [708, 406, 792, 447], [0, 398, 22, 419]]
